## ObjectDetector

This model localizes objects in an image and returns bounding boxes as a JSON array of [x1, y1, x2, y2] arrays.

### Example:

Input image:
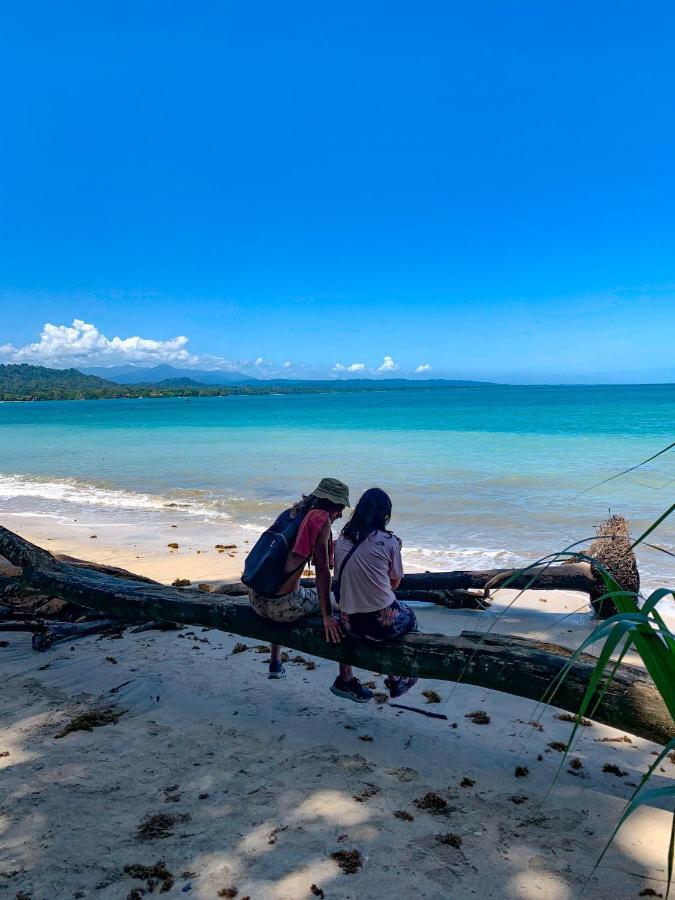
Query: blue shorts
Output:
[[341, 600, 417, 642]]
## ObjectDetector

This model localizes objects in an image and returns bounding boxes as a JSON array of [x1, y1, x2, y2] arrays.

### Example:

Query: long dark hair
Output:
[[290, 494, 343, 518], [341, 488, 392, 544]]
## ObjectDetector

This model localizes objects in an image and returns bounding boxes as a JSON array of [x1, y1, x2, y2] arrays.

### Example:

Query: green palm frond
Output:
[[550, 503, 675, 894]]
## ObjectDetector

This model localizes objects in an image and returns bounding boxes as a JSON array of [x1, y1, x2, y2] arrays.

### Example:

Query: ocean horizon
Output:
[[1, 383, 673, 605]]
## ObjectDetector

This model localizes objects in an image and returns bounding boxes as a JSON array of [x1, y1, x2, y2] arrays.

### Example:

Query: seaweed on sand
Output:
[[135, 812, 190, 841], [602, 763, 628, 778], [123, 860, 174, 893], [330, 849, 363, 874], [422, 689, 441, 704], [465, 709, 490, 724], [414, 792, 449, 814], [55, 706, 125, 738], [436, 832, 462, 847], [557, 712, 592, 726]]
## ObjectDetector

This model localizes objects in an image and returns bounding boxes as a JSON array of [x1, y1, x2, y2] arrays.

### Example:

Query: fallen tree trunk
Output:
[[0, 526, 671, 744], [397, 563, 596, 594], [214, 581, 490, 611], [0, 620, 43, 633], [31, 618, 122, 652], [395, 588, 489, 610], [395, 516, 639, 620], [217, 565, 596, 602]]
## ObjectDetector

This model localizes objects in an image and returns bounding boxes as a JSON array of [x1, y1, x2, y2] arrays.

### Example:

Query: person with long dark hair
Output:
[[332, 488, 418, 700]]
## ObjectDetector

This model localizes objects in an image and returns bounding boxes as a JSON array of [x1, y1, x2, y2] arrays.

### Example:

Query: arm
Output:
[[313, 521, 343, 643], [389, 535, 404, 593]]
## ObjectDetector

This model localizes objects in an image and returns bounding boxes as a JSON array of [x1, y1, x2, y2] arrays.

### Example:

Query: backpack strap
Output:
[[334, 535, 366, 600], [274, 509, 325, 595]]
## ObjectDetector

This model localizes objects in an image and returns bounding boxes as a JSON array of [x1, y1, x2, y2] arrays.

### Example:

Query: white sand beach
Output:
[[1, 525, 674, 899]]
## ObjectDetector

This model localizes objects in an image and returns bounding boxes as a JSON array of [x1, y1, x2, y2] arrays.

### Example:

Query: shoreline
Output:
[[2, 381, 675, 405], [4, 515, 247, 586], [2, 512, 506, 589]]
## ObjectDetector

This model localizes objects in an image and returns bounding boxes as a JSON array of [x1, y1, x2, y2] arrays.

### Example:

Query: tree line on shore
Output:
[[0, 363, 485, 401]]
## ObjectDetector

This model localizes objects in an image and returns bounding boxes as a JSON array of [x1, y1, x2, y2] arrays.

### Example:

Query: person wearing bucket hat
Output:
[[309, 477, 351, 507], [244, 477, 373, 701]]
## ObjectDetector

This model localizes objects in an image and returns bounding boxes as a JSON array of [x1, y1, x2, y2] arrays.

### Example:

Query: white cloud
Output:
[[282, 360, 293, 369], [378, 355, 398, 372], [415, 364, 432, 373], [332, 362, 365, 373], [0, 319, 206, 367], [254, 357, 266, 367], [0, 318, 260, 372]]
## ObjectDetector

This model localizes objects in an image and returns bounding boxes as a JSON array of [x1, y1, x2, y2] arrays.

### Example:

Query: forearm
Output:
[[316, 564, 332, 616]]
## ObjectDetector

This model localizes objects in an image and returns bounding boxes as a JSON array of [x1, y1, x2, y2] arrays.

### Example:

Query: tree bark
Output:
[[396, 563, 595, 594], [206, 563, 599, 609], [31, 619, 121, 652], [214, 581, 490, 610], [0, 526, 670, 744]]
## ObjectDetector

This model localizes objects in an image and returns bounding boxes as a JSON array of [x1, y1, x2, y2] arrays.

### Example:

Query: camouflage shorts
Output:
[[248, 585, 320, 623]]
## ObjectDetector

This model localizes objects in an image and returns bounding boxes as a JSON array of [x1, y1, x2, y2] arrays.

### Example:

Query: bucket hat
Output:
[[310, 477, 350, 507]]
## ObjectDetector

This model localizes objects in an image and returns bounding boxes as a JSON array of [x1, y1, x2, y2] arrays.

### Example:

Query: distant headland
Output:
[[0, 363, 493, 402]]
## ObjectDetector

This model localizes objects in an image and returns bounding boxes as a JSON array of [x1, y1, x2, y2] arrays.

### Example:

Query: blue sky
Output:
[[1, 1, 674, 382]]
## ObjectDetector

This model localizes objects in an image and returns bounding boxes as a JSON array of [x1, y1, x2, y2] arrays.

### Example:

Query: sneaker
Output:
[[268, 660, 287, 679], [384, 676, 418, 699], [330, 677, 373, 703]]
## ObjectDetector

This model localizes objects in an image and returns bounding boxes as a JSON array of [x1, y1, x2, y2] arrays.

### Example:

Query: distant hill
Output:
[[0, 364, 125, 400], [265, 377, 493, 388], [0, 363, 496, 402], [154, 377, 205, 387], [0, 364, 248, 401], [81, 364, 255, 385]]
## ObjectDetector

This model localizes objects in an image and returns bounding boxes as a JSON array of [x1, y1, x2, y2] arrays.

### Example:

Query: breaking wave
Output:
[[0, 473, 233, 522]]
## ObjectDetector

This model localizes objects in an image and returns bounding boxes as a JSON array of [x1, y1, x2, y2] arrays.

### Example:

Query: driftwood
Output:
[[31, 618, 121, 652], [0, 576, 107, 623], [0, 620, 44, 633], [396, 563, 596, 594], [216, 565, 596, 607], [0, 526, 671, 744], [214, 581, 490, 611], [395, 588, 489, 610], [0, 616, 120, 647], [389, 703, 449, 720]]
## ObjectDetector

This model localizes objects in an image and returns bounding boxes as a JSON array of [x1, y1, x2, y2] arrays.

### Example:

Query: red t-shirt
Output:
[[292, 509, 335, 567]]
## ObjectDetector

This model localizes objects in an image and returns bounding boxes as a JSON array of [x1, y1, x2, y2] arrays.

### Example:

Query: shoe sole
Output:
[[330, 684, 371, 703], [268, 671, 287, 680], [385, 677, 417, 699]]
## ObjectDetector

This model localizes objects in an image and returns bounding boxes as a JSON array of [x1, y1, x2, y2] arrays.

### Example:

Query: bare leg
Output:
[[271, 643, 282, 663], [339, 663, 353, 681]]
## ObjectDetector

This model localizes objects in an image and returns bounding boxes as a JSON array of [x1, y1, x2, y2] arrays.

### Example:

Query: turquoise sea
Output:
[[1, 384, 673, 600]]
